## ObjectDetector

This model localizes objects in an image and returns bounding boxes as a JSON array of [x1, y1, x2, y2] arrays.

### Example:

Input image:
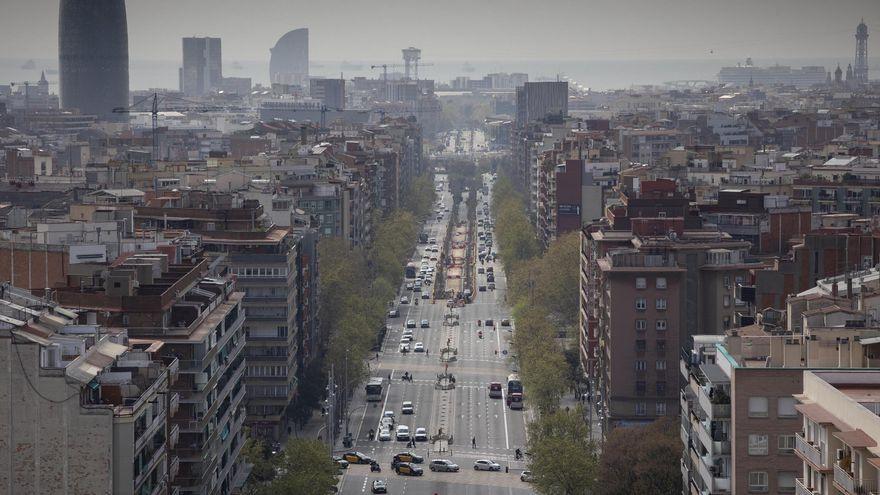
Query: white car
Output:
[[413, 342, 425, 352], [414, 427, 428, 441], [400, 296, 409, 304], [400, 334, 413, 343], [378, 428, 391, 441], [380, 417, 394, 429], [399, 343, 410, 353], [420, 319, 429, 328], [395, 425, 410, 441], [402, 401, 414, 414], [474, 459, 501, 471], [406, 319, 416, 328]]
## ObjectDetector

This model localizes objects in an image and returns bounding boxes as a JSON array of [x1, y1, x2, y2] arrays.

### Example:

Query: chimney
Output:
[[832, 281, 839, 298], [846, 274, 853, 300]]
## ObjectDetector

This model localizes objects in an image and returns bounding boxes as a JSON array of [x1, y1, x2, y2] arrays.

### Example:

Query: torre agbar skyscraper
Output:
[[58, 0, 129, 121]]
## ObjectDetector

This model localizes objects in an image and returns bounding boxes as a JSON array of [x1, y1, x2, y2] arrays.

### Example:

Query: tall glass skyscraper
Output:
[[58, 0, 129, 121]]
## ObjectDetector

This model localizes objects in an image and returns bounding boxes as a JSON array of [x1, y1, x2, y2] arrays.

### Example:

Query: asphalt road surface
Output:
[[337, 172, 535, 495]]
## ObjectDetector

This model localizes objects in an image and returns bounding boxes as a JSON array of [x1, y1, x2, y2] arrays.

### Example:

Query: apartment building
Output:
[[794, 370, 880, 495], [55, 255, 247, 495], [619, 128, 688, 165], [515, 81, 568, 127], [0, 286, 179, 495], [680, 269, 880, 495]]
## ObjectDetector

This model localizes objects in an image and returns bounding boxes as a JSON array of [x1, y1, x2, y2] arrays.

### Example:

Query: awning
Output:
[[795, 403, 840, 425], [833, 429, 877, 448]]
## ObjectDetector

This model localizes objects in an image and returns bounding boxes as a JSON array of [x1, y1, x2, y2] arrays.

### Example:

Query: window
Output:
[[656, 360, 667, 370], [656, 381, 666, 395], [656, 402, 667, 416], [656, 277, 667, 289], [276, 326, 288, 338], [777, 471, 796, 492], [635, 402, 646, 416], [636, 340, 646, 352], [777, 397, 797, 418], [656, 340, 666, 353], [778, 434, 796, 453], [635, 277, 647, 289], [656, 298, 667, 310], [636, 298, 647, 310], [635, 360, 646, 371], [723, 295, 731, 308], [723, 275, 731, 288], [748, 471, 768, 492], [748, 397, 769, 417], [635, 319, 647, 331], [656, 319, 667, 331], [635, 381, 646, 395], [748, 434, 769, 455]]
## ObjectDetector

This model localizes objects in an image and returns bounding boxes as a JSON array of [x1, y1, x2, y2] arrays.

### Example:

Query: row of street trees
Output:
[[492, 166, 681, 494]]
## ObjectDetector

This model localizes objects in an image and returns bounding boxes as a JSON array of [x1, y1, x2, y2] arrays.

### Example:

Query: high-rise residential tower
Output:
[[270, 28, 309, 87], [854, 19, 869, 83], [180, 37, 223, 96], [58, 0, 129, 121]]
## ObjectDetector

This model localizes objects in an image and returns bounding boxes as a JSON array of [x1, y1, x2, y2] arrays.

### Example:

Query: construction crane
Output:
[[10, 77, 56, 116], [112, 93, 238, 167]]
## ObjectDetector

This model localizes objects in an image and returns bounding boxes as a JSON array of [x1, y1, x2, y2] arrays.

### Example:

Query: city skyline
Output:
[[0, 0, 877, 64]]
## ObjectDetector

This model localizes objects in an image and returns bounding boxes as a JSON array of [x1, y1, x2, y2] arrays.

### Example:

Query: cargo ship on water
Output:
[[718, 58, 826, 88]]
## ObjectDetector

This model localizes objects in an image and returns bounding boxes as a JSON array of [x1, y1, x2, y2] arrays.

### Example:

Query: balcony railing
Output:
[[834, 463, 878, 494], [796, 478, 816, 495], [795, 434, 828, 470]]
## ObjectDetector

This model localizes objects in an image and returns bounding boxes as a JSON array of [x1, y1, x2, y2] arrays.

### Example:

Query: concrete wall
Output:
[[0, 337, 115, 495]]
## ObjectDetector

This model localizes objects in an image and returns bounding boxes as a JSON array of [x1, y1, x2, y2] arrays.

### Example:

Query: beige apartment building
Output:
[[794, 370, 880, 495]]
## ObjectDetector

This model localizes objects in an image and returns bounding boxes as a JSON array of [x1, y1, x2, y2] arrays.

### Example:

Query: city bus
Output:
[[366, 377, 384, 402], [507, 373, 522, 395], [405, 262, 418, 279]]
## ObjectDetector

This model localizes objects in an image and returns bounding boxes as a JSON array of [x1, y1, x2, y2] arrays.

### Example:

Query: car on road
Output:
[[342, 451, 373, 464], [429, 459, 460, 472], [520, 470, 534, 482], [394, 462, 423, 476], [371, 479, 388, 493], [474, 459, 502, 471], [486, 266, 494, 273], [478, 285, 486, 292], [398, 343, 410, 353], [406, 319, 416, 328], [400, 296, 409, 304], [388, 309, 399, 318], [501, 318, 511, 326], [488, 282, 495, 290], [414, 427, 428, 441], [420, 319, 429, 328], [488, 382, 503, 398], [378, 428, 391, 441], [507, 392, 524, 410], [413, 284, 422, 292], [478, 267, 485, 274], [405, 282, 414, 290], [393, 452, 423, 464], [487, 273, 495, 282], [485, 319, 494, 327], [380, 416, 394, 429], [413, 342, 424, 353], [421, 292, 430, 299], [429, 237, 437, 243], [332, 456, 349, 469], [401, 401, 414, 414], [395, 425, 410, 441]]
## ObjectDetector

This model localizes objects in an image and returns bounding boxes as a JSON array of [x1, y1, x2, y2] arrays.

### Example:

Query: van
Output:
[[507, 393, 524, 410]]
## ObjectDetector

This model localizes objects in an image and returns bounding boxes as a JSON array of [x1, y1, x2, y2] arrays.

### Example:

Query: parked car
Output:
[[388, 309, 399, 318], [521, 470, 535, 482], [332, 456, 349, 469], [400, 296, 409, 304], [501, 318, 511, 326]]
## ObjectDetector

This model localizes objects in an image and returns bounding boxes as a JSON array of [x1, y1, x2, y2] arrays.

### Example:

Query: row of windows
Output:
[[231, 266, 289, 278], [635, 339, 666, 352], [635, 298, 667, 310], [247, 385, 290, 397], [635, 380, 667, 395], [748, 470, 797, 492], [748, 397, 798, 418], [635, 319, 667, 331], [748, 433, 797, 456], [634, 360, 667, 371], [635, 277, 667, 289], [247, 365, 289, 377], [634, 401, 666, 416]]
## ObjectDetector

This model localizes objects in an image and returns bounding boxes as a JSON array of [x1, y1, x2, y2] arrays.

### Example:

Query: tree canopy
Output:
[[527, 406, 599, 495], [596, 417, 684, 495]]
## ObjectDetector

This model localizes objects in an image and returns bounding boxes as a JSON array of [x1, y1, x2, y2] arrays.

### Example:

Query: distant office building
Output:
[[310, 78, 345, 108], [270, 28, 309, 87], [58, 0, 129, 121], [718, 60, 827, 88], [515, 81, 568, 126], [854, 19, 869, 83], [180, 37, 223, 96]]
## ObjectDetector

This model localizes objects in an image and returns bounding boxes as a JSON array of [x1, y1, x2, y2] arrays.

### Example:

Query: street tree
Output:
[[253, 438, 339, 495], [527, 406, 599, 495], [597, 417, 683, 495]]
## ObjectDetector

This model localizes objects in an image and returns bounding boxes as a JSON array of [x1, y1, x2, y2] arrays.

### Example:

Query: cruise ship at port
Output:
[[718, 58, 826, 88]]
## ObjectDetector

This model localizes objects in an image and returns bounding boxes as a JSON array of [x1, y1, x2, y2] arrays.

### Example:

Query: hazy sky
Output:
[[1, 0, 878, 62]]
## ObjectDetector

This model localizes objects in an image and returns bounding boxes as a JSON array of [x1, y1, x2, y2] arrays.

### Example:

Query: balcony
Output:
[[694, 450, 731, 493], [170, 392, 180, 416], [169, 455, 180, 481], [795, 478, 817, 495], [795, 434, 829, 471], [697, 383, 731, 419], [169, 424, 180, 448], [834, 463, 878, 495]]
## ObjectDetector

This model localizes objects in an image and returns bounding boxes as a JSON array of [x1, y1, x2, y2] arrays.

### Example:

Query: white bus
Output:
[[365, 377, 384, 402]]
